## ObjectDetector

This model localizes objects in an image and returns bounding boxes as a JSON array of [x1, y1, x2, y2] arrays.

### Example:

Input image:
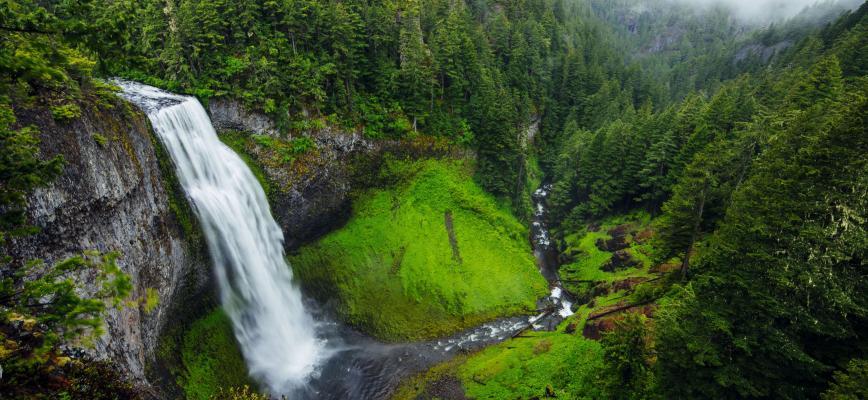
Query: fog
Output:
[[672, 0, 862, 22]]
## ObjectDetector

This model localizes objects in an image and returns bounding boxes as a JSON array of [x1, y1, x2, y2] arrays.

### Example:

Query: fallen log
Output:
[[510, 307, 556, 338], [586, 300, 654, 321]]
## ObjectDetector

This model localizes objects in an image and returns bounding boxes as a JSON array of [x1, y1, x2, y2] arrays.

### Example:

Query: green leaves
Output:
[[0, 104, 63, 236], [654, 58, 868, 399]]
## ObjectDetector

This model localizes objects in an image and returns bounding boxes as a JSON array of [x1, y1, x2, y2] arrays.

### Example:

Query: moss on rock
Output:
[[289, 159, 548, 341], [176, 309, 253, 400]]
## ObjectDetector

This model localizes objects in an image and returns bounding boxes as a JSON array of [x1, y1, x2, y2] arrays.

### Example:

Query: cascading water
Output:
[[116, 81, 323, 394], [531, 184, 574, 329], [115, 80, 577, 399]]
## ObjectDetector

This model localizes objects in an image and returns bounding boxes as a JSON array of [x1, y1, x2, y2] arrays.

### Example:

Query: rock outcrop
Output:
[[3, 94, 461, 393], [5, 100, 211, 388], [207, 99, 461, 251], [208, 97, 278, 136]]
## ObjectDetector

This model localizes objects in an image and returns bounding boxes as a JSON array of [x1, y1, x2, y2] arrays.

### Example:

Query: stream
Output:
[[303, 183, 572, 399], [118, 81, 569, 399]]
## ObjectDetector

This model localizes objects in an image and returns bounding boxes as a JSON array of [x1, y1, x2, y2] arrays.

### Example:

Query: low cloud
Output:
[[674, 0, 860, 22]]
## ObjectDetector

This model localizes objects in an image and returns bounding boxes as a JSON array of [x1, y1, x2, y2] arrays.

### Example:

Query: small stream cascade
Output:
[[117, 81, 324, 395], [531, 184, 574, 329]]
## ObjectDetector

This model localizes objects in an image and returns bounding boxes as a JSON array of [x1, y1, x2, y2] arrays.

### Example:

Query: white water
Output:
[[117, 81, 323, 394]]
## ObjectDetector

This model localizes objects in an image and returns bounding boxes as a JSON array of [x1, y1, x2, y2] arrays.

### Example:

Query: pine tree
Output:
[[656, 60, 867, 399]]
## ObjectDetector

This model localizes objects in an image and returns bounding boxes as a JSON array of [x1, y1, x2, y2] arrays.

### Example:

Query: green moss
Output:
[[394, 320, 604, 400], [559, 211, 657, 291], [143, 288, 159, 314], [458, 329, 604, 399], [289, 159, 548, 341], [92, 133, 108, 147], [178, 309, 253, 400]]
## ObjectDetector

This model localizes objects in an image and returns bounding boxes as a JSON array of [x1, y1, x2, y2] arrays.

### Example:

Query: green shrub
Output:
[[92, 133, 108, 147], [179, 309, 252, 400], [51, 103, 82, 122]]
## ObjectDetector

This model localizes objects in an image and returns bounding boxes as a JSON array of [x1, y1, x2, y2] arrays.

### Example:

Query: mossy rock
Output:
[[289, 159, 548, 341]]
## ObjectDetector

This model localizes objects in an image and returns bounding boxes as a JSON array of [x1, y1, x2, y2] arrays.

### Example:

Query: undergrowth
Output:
[[177, 309, 253, 400]]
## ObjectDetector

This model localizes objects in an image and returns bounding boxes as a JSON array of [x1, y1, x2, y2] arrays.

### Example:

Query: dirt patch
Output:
[[650, 261, 681, 274], [417, 375, 468, 400], [582, 317, 618, 340], [444, 210, 462, 264], [390, 246, 407, 274], [601, 249, 640, 272], [607, 224, 631, 238], [610, 277, 648, 292], [583, 305, 657, 340], [634, 228, 654, 243]]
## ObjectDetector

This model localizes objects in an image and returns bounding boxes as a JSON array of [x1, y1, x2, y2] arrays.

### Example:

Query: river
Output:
[[118, 81, 570, 399]]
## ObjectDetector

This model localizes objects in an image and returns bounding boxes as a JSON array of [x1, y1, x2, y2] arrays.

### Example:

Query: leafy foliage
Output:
[[598, 312, 654, 400], [822, 359, 868, 400]]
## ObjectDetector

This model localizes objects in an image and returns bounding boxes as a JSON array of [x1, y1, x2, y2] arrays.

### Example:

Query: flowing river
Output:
[[119, 81, 570, 398]]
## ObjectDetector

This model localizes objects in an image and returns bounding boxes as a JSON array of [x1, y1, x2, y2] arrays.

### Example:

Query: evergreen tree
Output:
[[656, 60, 867, 399]]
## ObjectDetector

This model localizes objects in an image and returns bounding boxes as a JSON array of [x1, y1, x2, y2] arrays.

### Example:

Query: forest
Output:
[[1, 0, 866, 399]]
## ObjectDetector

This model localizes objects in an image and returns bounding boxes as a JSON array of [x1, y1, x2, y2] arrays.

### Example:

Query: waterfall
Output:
[[117, 81, 323, 394]]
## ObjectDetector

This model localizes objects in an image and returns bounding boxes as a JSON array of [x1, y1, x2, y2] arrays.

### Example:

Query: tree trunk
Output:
[[681, 179, 708, 280]]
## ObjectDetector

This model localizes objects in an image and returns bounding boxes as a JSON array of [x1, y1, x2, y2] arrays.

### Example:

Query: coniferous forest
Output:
[[1, 0, 866, 399]]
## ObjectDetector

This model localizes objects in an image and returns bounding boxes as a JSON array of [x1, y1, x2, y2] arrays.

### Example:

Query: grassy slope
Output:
[[559, 211, 657, 290], [458, 329, 604, 399], [395, 212, 662, 399], [289, 159, 548, 341], [165, 309, 253, 400]]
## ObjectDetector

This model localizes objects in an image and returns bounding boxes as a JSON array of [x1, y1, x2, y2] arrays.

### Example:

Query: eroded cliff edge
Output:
[[5, 93, 459, 395], [4, 99, 211, 389]]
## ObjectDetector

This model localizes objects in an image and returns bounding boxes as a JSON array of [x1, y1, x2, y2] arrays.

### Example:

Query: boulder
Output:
[[601, 250, 640, 272]]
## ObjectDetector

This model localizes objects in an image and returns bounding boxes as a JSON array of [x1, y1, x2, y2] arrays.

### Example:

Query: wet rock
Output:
[[6, 101, 210, 388], [208, 97, 278, 136], [601, 250, 640, 272], [209, 99, 465, 252], [546, 384, 557, 397]]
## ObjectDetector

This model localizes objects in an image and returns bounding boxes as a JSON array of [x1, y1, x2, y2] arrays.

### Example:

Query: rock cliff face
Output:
[[3, 94, 457, 394], [209, 98, 278, 136], [207, 98, 463, 251], [5, 101, 211, 387], [208, 99, 369, 250]]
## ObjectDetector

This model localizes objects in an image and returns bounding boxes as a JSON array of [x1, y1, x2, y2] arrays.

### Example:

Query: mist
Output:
[[671, 0, 862, 23]]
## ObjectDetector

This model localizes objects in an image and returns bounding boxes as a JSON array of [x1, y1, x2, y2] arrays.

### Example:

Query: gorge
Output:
[[1, 0, 865, 399], [117, 81, 572, 399]]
